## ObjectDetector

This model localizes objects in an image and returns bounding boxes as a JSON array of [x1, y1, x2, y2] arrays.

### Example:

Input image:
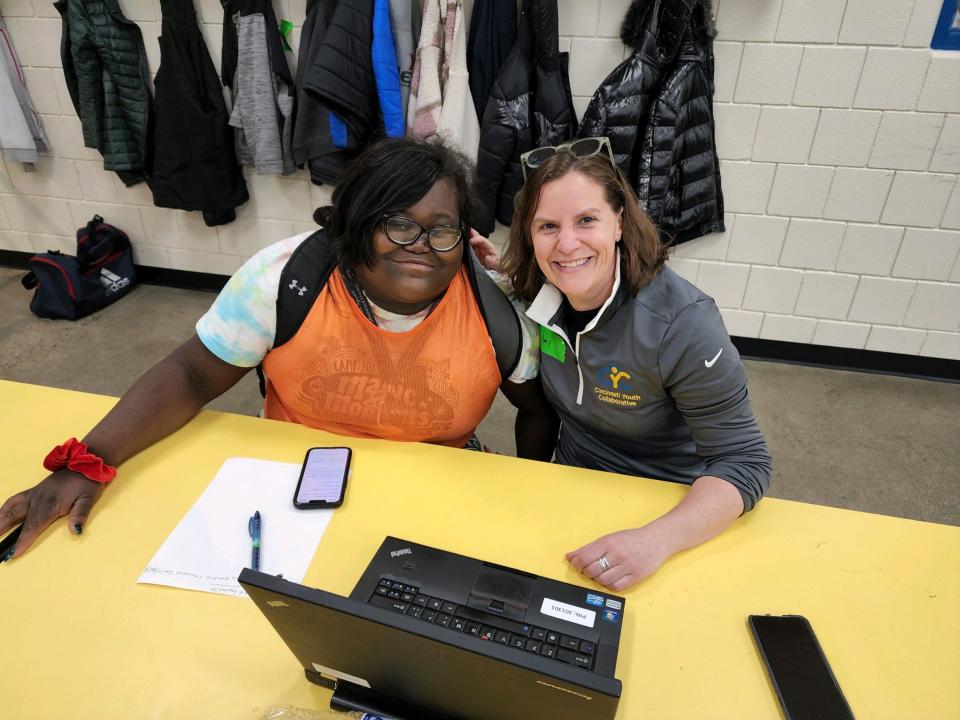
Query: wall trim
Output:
[[731, 337, 958, 384], [3, 249, 958, 382]]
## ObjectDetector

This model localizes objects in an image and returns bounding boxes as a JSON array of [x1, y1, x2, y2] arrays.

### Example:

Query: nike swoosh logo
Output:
[[705, 348, 723, 368]]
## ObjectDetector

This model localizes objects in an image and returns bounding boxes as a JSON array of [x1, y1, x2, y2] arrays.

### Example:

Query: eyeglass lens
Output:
[[383, 217, 462, 251]]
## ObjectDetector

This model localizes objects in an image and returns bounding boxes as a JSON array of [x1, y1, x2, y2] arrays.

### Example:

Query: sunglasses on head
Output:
[[381, 215, 464, 252], [520, 137, 616, 181]]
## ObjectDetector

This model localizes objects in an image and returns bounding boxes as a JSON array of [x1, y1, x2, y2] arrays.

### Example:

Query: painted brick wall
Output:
[[1, 0, 958, 360]]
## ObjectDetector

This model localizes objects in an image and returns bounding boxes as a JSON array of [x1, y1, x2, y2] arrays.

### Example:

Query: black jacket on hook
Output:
[[475, 0, 577, 235], [467, 0, 517, 124], [580, 0, 724, 244], [152, 0, 248, 226]]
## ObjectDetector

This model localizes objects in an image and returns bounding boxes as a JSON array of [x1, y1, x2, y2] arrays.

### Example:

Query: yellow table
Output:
[[2, 380, 958, 719]]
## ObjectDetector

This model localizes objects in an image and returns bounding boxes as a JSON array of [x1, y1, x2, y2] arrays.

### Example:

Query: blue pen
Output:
[[248, 511, 261, 571]]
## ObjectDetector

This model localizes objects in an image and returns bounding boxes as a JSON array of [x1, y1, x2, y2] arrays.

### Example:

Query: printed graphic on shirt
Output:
[[593, 364, 641, 408], [296, 335, 460, 439]]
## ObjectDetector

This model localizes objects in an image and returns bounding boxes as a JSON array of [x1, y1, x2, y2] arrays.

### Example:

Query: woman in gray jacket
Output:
[[474, 137, 771, 591]]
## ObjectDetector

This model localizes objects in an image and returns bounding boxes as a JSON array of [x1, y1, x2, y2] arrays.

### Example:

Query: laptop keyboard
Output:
[[368, 576, 597, 671]]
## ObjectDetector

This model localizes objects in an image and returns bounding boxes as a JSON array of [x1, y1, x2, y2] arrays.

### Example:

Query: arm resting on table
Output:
[[566, 475, 744, 591], [0, 335, 250, 557]]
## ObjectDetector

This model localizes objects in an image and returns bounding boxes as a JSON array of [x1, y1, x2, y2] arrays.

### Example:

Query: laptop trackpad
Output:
[[467, 565, 535, 622]]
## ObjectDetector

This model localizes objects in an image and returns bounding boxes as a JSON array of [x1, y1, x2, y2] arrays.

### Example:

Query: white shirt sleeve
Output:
[[195, 233, 314, 367], [486, 269, 541, 384]]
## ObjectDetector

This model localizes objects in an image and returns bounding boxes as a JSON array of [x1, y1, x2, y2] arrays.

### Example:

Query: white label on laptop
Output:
[[312, 663, 371, 689], [540, 598, 596, 628]]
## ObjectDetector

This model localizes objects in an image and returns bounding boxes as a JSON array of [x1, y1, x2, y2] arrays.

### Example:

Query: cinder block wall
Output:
[[1, 0, 958, 360]]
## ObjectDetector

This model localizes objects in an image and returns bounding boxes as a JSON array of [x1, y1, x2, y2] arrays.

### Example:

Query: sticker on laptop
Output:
[[605, 598, 622, 610], [312, 663, 371, 689], [540, 598, 596, 628], [585, 593, 605, 607], [601, 609, 620, 623]]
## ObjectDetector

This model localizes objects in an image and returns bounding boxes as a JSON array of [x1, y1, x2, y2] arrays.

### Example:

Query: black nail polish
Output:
[[0, 549, 13, 563], [74, 524, 83, 535]]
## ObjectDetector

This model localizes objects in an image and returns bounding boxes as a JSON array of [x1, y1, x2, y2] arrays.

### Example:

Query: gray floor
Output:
[[2, 267, 958, 526]]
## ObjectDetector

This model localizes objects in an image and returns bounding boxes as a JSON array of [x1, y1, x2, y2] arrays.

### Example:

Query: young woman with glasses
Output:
[[1, 138, 558, 560], [471, 137, 772, 591]]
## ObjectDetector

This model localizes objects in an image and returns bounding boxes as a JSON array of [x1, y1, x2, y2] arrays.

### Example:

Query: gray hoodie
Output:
[[389, 0, 417, 112]]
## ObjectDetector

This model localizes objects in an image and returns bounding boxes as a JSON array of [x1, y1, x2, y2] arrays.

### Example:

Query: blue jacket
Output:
[[372, 0, 404, 138]]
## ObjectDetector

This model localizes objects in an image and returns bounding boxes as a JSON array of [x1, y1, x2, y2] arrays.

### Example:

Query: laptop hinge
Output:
[[304, 667, 338, 690], [331, 681, 452, 720]]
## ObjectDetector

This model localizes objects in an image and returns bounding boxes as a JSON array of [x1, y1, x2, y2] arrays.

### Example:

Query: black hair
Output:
[[313, 137, 480, 269]]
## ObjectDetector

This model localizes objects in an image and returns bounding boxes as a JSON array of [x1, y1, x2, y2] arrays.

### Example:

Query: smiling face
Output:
[[530, 171, 623, 311], [355, 179, 464, 315]]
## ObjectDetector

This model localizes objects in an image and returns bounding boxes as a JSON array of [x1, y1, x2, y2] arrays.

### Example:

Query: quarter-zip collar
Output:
[[526, 252, 626, 405]]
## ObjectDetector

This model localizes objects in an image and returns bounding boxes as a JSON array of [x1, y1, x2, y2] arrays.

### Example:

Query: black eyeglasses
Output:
[[520, 137, 616, 180], [381, 216, 464, 252]]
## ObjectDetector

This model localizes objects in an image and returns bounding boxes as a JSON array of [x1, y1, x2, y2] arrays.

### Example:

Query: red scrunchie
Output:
[[44, 438, 117, 483]]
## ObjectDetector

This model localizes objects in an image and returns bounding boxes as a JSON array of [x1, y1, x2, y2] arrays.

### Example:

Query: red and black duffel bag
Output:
[[21, 215, 136, 320]]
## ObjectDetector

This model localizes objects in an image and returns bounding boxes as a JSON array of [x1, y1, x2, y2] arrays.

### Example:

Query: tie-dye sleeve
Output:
[[196, 233, 313, 367]]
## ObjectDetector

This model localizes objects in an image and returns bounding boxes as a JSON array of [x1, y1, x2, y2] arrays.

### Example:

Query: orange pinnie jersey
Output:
[[262, 267, 501, 447]]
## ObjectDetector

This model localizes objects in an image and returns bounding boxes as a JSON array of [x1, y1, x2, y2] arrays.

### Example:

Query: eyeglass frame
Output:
[[519, 136, 616, 181], [380, 215, 465, 253]]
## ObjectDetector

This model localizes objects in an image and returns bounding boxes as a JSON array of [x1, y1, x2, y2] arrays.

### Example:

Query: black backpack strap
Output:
[[256, 230, 337, 397], [463, 246, 522, 380], [256, 232, 523, 396]]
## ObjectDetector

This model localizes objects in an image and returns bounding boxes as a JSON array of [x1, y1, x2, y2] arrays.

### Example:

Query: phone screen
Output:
[[749, 615, 855, 720], [294, 447, 351, 508]]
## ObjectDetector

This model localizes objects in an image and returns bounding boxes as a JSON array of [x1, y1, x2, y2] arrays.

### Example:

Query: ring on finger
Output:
[[597, 555, 611, 573]]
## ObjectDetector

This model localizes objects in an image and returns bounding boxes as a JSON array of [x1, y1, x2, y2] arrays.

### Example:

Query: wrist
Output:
[[44, 438, 117, 483], [636, 519, 682, 559]]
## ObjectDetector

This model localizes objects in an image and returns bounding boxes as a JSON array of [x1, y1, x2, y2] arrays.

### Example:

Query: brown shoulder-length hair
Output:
[[500, 152, 669, 303]]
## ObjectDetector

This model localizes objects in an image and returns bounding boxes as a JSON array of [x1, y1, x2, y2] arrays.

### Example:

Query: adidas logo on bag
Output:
[[100, 268, 131, 296]]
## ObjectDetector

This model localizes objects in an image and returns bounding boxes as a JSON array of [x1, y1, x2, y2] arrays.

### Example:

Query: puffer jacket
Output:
[[55, 0, 153, 187], [303, 0, 377, 147], [580, 0, 723, 244], [474, 0, 576, 235], [372, 0, 404, 138], [294, 0, 379, 184]]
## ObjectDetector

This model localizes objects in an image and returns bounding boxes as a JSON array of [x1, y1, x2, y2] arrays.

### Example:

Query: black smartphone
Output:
[[748, 614, 855, 720], [0, 523, 23, 559], [293, 447, 352, 509]]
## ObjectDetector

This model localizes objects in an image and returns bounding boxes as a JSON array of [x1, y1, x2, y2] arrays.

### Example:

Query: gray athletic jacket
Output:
[[526, 263, 771, 511]]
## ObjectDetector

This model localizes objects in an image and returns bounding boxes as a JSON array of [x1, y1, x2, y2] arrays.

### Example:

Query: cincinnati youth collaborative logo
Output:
[[593, 364, 641, 408]]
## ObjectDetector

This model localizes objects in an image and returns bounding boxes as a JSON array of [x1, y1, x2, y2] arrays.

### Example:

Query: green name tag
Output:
[[540, 327, 566, 363]]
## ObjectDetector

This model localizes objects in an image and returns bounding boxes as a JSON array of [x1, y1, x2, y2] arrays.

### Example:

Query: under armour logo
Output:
[[288, 279, 307, 296]]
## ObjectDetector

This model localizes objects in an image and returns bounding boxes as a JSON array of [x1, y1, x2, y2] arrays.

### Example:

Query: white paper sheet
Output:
[[138, 457, 333, 597]]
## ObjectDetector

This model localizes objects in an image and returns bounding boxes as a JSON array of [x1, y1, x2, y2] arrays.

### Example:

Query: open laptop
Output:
[[239, 536, 626, 720]]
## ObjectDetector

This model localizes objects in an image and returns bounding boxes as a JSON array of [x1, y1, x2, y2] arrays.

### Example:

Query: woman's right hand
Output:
[[0, 470, 106, 561]]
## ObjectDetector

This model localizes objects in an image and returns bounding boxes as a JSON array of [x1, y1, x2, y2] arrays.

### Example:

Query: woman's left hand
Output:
[[468, 228, 501, 271], [565, 527, 671, 591]]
